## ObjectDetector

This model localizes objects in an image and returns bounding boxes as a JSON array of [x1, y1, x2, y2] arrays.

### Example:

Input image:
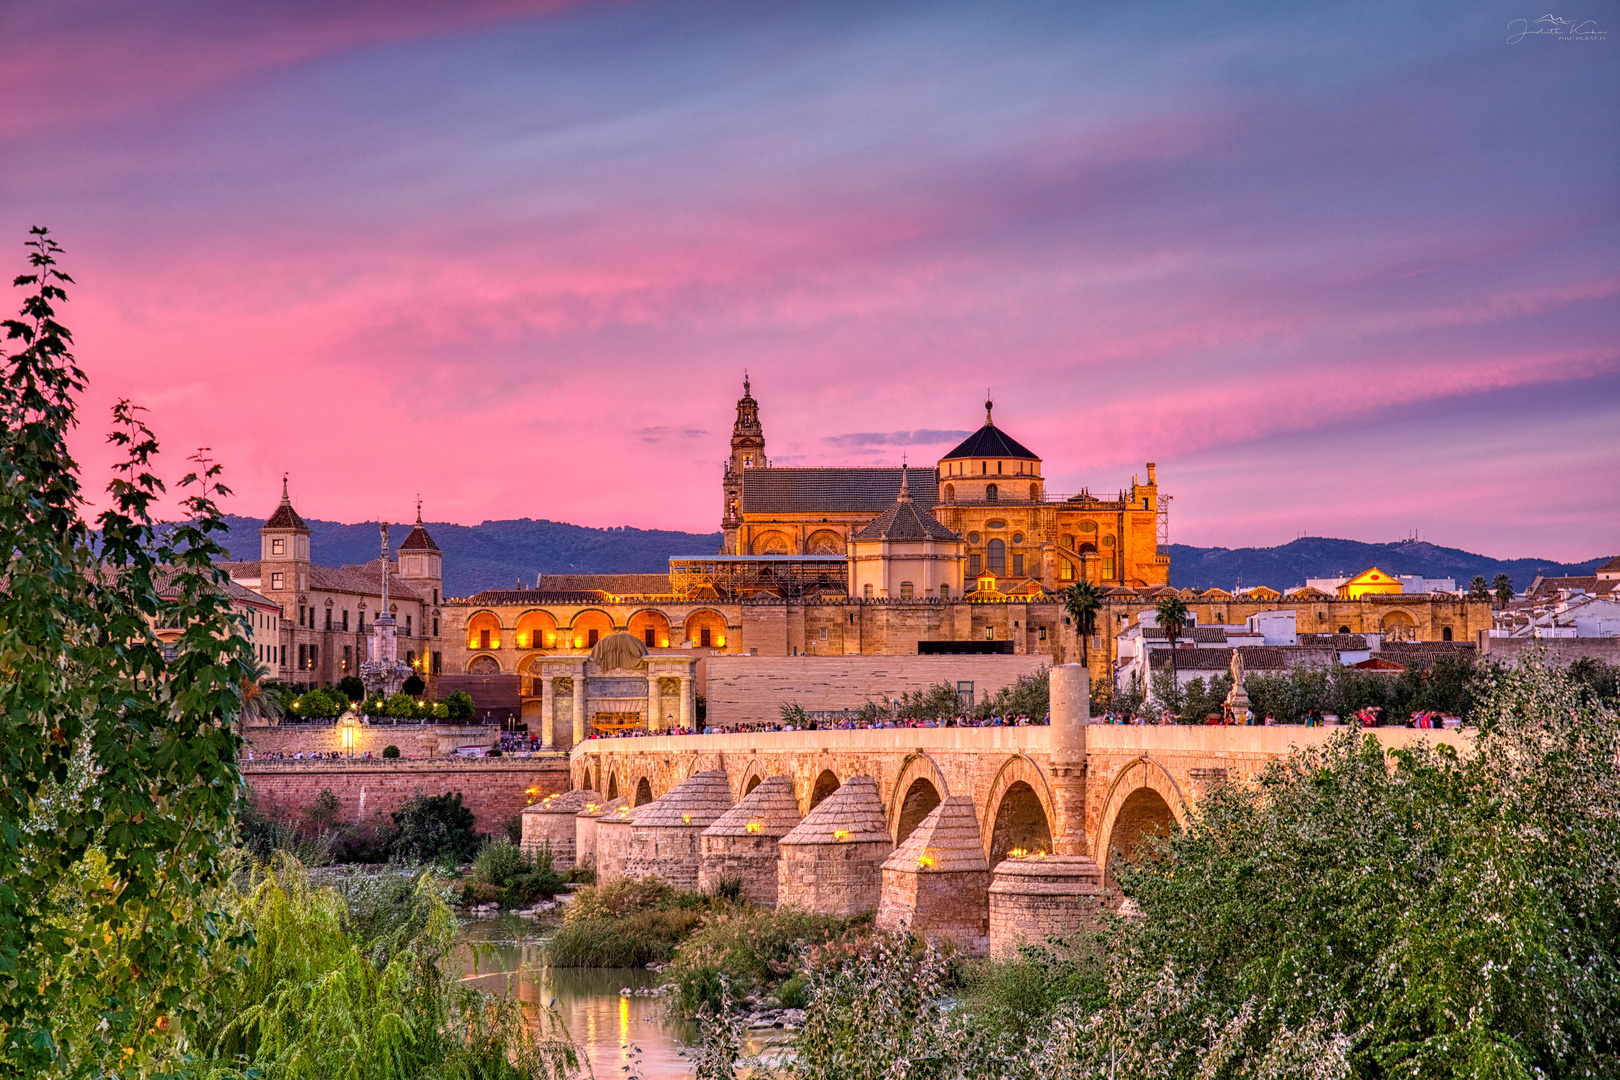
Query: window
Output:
[[587, 628, 599, 647], [342, 645, 351, 671], [957, 681, 975, 708], [1338, 625, 1351, 634], [432, 618, 439, 636], [406, 650, 415, 667], [997, 460, 1002, 474], [479, 629, 491, 650], [358, 611, 366, 632], [405, 615, 412, 636], [271, 538, 285, 555], [968, 553, 982, 576], [432, 651, 442, 673], [984, 626, 994, 640], [987, 539, 1006, 575], [342, 609, 349, 631], [939, 584, 949, 598], [1029, 483, 1039, 500], [297, 605, 305, 627], [700, 627, 712, 647], [863, 583, 874, 598], [1012, 554, 1024, 577], [943, 483, 955, 504], [1103, 558, 1115, 578], [1060, 561, 1073, 581], [324, 607, 332, 631], [433, 588, 439, 605], [1039, 626, 1047, 641], [899, 581, 914, 599], [986, 483, 999, 502], [818, 627, 829, 640], [1442, 626, 1453, 641], [271, 572, 284, 590], [645, 627, 656, 647]]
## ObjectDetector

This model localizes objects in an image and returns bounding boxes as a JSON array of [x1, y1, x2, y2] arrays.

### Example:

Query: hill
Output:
[[219, 515, 721, 598], [218, 515, 1609, 598], [1165, 537, 1610, 593]]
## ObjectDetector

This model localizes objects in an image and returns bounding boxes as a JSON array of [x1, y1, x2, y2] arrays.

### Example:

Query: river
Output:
[[459, 915, 718, 1079]]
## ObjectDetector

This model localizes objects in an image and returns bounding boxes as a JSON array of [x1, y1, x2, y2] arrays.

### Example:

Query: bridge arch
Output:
[[1093, 756, 1190, 891], [737, 757, 768, 800], [888, 753, 950, 843], [634, 776, 655, 806], [983, 754, 1058, 865], [808, 768, 841, 812]]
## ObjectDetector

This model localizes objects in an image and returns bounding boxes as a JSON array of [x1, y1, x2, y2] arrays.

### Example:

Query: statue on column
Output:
[[360, 521, 414, 698], [1223, 648, 1252, 725]]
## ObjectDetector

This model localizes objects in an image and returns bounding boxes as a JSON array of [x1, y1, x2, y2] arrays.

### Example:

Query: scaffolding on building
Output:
[[668, 555, 848, 601]]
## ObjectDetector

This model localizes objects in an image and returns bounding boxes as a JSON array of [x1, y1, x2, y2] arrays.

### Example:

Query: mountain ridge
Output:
[[217, 515, 1611, 599]]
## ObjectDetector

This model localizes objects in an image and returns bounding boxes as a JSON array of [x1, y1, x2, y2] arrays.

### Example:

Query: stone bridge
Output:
[[570, 693, 1467, 889]]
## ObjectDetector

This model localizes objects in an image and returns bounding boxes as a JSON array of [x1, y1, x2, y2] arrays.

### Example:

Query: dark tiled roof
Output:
[[850, 483, 960, 542], [741, 467, 938, 513], [1189, 626, 1228, 643], [1298, 633, 1372, 650], [1378, 641, 1476, 671], [399, 523, 439, 552], [1528, 575, 1616, 600], [264, 499, 308, 531], [538, 573, 672, 594], [460, 589, 607, 606], [1148, 645, 1336, 672], [153, 566, 279, 610], [325, 560, 425, 601], [940, 422, 1038, 462], [1599, 556, 1620, 574]]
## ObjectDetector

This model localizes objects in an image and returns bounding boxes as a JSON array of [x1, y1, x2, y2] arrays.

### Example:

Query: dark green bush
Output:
[[549, 908, 706, 967], [382, 744, 400, 758], [462, 838, 563, 908], [391, 792, 482, 864], [664, 906, 854, 1015], [336, 675, 365, 702], [401, 673, 425, 696], [441, 689, 476, 721]]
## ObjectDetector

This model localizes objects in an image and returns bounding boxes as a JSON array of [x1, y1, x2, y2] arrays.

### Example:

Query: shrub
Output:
[[391, 792, 482, 864], [549, 908, 706, 968], [336, 674, 365, 702], [665, 905, 853, 1015], [295, 686, 345, 720], [462, 838, 564, 908], [382, 744, 400, 758], [385, 692, 418, 720]]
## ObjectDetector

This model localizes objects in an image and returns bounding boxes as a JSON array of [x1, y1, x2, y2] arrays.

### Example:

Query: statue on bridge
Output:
[[1223, 648, 1252, 725]]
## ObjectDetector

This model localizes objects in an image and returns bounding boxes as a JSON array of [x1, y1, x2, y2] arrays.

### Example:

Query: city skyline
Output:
[[3, 1, 1614, 560]]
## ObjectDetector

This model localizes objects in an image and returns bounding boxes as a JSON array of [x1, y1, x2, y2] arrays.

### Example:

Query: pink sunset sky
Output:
[[3, 0, 1616, 559]]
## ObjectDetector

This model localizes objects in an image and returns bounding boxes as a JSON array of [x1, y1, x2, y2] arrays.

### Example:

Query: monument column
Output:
[[1048, 663, 1090, 856], [539, 671, 555, 748], [646, 673, 662, 734], [677, 674, 692, 730], [572, 661, 587, 746]]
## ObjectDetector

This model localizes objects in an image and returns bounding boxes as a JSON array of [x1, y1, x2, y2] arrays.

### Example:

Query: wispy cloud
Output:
[[823, 429, 970, 449]]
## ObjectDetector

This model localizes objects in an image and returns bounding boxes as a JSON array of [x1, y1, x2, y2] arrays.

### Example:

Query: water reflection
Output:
[[459, 917, 696, 1079]]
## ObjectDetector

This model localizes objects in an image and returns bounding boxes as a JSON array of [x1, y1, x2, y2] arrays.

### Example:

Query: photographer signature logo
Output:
[[1507, 14, 1606, 42]]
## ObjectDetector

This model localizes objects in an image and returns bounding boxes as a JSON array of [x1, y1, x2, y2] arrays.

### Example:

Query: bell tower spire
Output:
[[722, 373, 766, 554]]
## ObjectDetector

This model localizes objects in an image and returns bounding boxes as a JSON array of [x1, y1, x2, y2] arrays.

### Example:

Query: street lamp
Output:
[[339, 713, 358, 760]]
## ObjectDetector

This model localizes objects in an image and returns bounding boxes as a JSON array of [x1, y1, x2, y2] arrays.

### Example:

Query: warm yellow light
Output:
[[745, 821, 762, 834], [584, 802, 598, 813], [918, 853, 936, 870], [573, 637, 583, 648], [682, 813, 692, 824], [715, 635, 726, 647], [833, 829, 850, 841]]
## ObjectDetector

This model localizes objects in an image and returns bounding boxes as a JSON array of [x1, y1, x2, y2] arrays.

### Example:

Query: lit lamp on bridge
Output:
[[339, 713, 358, 759]]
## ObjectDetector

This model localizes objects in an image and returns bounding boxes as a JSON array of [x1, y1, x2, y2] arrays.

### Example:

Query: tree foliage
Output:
[[0, 229, 253, 1074]]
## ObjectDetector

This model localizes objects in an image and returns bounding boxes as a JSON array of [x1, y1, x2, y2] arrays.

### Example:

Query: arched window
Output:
[[1029, 483, 1039, 501], [943, 483, 955, 504], [987, 538, 1006, 575], [899, 581, 914, 599], [986, 483, 999, 502], [1442, 626, 1453, 641]]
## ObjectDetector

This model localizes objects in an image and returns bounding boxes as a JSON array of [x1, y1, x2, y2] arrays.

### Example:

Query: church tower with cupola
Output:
[[259, 475, 311, 596], [722, 375, 767, 554], [397, 499, 444, 610]]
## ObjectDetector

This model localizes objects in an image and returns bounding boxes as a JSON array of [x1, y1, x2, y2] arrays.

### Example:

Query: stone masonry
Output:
[[699, 776, 803, 908], [520, 789, 600, 869], [777, 776, 893, 917], [624, 770, 734, 890], [876, 795, 991, 955]]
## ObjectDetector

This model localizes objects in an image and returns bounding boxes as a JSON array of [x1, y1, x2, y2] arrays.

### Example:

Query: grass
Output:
[[546, 876, 724, 968], [460, 837, 564, 908]]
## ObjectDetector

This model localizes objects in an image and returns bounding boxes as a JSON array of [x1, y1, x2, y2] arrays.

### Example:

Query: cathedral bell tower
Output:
[[722, 375, 766, 554]]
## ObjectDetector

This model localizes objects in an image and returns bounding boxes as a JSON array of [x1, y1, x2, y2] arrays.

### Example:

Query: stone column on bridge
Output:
[[1049, 662, 1090, 856], [572, 662, 587, 746], [646, 674, 662, 734], [540, 674, 555, 748], [988, 662, 1104, 954], [678, 675, 692, 730]]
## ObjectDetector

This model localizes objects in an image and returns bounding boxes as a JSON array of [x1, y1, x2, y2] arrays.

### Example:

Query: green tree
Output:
[[1155, 595, 1190, 683], [336, 674, 365, 702], [1062, 581, 1103, 669], [1468, 575, 1489, 598], [401, 673, 425, 696], [237, 663, 287, 730], [392, 793, 482, 864], [441, 689, 476, 721], [0, 229, 252, 1073], [385, 692, 419, 719], [1493, 572, 1515, 606], [1097, 654, 1620, 1079]]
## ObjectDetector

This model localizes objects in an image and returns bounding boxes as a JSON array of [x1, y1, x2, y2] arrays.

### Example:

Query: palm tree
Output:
[[1492, 573, 1514, 607], [237, 663, 287, 735], [1468, 575, 1489, 599], [1155, 595, 1191, 684], [1063, 581, 1104, 669]]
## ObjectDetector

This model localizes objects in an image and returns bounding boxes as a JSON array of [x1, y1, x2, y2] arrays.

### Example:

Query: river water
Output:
[[458, 915, 699, 1079]]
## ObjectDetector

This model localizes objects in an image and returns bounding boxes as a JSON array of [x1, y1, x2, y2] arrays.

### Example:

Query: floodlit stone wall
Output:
[[520, 789, 600, 869]]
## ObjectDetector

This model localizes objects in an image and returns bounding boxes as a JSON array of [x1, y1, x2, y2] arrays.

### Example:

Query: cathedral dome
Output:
[[939, 400, 1038, 463]]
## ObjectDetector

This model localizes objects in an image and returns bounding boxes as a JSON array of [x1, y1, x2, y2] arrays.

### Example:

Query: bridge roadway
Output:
[[570, 723, 1468, 883]]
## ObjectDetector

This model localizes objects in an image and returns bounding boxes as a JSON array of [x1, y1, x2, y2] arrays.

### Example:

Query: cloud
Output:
[[633, 426, 709, 443], [824, 429, 970, 449]]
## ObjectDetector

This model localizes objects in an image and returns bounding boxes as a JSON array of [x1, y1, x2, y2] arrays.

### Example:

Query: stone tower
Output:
[[722, 375, 766, 555], [258, 475, 311, 597], [396, 499, 443, 609]]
